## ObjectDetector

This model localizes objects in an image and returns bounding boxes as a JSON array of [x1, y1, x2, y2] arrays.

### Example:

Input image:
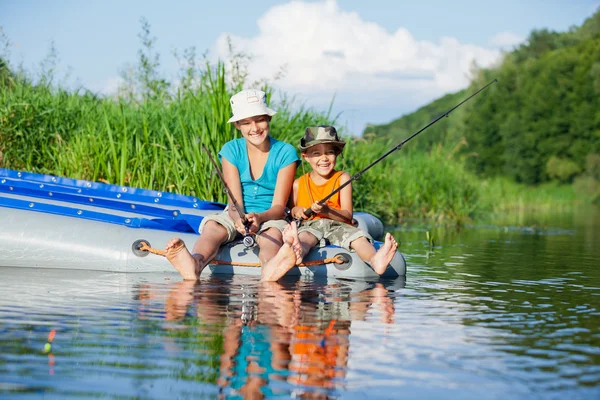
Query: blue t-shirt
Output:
[[219, 136, 299, 213], [229, 325, 278, 397]]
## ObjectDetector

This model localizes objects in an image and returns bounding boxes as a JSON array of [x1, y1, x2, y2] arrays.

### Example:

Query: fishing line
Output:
[[301, 79, 498, 220]]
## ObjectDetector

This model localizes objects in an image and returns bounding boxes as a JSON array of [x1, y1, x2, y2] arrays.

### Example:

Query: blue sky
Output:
[[1, 0, 598, 134]]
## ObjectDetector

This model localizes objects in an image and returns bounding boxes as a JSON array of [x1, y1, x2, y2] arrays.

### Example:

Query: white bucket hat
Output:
[[227, 89, 277, 123]]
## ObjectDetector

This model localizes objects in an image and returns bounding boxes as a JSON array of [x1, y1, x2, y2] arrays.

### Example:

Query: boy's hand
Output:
[[310, 201, 324, 215], [291, 206, 309, 220]]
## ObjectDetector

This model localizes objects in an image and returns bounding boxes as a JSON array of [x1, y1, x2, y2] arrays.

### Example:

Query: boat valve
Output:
[[132, 239, 150, 257], [333, 253, 352, 270]]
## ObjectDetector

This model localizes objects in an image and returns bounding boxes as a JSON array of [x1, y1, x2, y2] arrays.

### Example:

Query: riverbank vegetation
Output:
[[1, 14, 597, 225], [369, 10, 600, 209]]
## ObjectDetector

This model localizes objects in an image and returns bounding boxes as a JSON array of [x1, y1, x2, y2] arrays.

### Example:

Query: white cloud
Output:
[[488, 32, 525, 49], [214, 0, 501, 98]]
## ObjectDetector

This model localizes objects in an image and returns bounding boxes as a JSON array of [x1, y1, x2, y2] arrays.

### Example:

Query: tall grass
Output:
[[480, 178, 579, 213], [0, 56, 332, 203]]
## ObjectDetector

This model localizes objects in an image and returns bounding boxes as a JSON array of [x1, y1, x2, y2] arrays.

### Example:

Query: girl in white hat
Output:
[[164, 89, 299, 280]]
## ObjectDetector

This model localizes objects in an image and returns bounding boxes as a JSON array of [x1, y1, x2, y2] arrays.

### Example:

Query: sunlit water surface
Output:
[[1, 207, 599, 399]]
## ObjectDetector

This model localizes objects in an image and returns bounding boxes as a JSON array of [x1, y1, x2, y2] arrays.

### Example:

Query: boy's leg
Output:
[[260, 225, 293, 282], [350, 233, 398, 275], [165, 219, 230, 281], [297, 231, 319, 264], [261, 222, 322, 281], [295, 219, 326, 264], [348, 237, 376, 266]]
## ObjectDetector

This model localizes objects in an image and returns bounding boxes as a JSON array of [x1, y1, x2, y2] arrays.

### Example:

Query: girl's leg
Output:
[[256, 226, 283, 265], [350, 233, 398, 275], [164, 280, 195, 321], [165, 220, 229, 280]]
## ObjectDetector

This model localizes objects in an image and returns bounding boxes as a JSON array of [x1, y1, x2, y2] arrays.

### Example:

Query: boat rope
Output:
[[137, 241, 346, 267]]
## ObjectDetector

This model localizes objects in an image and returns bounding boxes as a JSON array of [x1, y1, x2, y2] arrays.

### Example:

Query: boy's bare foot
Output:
[[370, 233, 398, 275], [164, 238, 202, 281], [370, 283, 395, 324], [261, 229, 297, 282]]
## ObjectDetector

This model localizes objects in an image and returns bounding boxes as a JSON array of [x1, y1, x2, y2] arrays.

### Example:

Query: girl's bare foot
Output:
[[165, 280, 195, 321], [164, 238, 202, 281], [261, 229, 297, 281], [370, 233, 398, 275], [284, 223, 303, 265]]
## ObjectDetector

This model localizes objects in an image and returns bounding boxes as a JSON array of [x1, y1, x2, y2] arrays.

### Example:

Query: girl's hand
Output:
[[245, 213, 262, 233], [310, 201, 324, 215], [234, 218, 247, 235], [291, 206, 308, 220]]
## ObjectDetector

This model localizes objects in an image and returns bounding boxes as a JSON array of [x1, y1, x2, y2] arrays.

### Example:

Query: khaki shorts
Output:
[[199, 211, 288, 243], [297, 219, 372, 251]]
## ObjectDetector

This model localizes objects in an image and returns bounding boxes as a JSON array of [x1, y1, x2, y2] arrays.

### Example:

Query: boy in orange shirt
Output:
[[263, 126, 398, 281]]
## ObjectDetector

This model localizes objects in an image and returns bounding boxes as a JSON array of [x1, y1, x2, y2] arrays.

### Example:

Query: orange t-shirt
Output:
[[288, 324, 341, 387], [296, 171, 344, 221]]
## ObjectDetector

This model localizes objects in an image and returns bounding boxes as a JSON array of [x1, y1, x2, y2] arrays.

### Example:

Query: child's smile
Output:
[[235, 115, 271, 147], [304, 144, 338, 179]]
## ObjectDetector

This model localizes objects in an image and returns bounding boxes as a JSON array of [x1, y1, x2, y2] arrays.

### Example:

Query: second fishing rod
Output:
[[300, 79, 498, 220]]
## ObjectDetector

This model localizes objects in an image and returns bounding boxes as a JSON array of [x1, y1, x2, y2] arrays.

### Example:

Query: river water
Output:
[[0, 207, 598, 399]]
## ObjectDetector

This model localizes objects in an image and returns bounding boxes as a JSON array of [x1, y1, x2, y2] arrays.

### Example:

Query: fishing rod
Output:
[[202, 144, 255, 248], [302, 79, 498, 219]]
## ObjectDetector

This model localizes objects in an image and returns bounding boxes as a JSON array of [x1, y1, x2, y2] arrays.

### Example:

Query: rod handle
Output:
[[303, 207, 316, 219]]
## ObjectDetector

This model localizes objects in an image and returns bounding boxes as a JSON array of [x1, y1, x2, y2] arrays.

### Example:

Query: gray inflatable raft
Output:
[[0, 168, 406, 280]]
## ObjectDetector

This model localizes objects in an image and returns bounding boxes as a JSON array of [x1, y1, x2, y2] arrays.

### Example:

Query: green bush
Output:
[[585, 153, 600, 180], [546, 156, 582, 182]]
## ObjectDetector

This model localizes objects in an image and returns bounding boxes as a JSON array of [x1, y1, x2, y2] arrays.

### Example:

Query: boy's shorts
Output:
[[199, 211, 288, 243], [297, 219, 372, 251]]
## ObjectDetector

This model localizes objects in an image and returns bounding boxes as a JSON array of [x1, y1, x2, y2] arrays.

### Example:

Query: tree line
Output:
[[368, 10, 600, 193]]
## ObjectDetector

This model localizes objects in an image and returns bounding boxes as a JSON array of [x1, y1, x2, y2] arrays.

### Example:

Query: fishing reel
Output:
[[242, 223, 256, 248], [242, 234, 255, 248]]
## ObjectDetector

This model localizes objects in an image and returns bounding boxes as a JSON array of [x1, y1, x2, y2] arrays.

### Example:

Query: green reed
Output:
[[0, 58, 335, 204], [480, 178, 579, 213]]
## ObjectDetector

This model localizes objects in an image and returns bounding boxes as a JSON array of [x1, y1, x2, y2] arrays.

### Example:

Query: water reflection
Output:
[[153, 275, 402, 398], [1, 208, 598, 399], [2, 269, 403, 398]]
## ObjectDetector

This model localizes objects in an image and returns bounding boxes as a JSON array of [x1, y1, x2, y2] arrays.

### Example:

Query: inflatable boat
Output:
[[0, 168, 406, 280]]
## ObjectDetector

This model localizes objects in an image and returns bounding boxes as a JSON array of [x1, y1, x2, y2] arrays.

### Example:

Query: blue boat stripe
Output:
[[0, 183, 184, 218], [0, 194, 202, 233], [0, 169, 225, 211]]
